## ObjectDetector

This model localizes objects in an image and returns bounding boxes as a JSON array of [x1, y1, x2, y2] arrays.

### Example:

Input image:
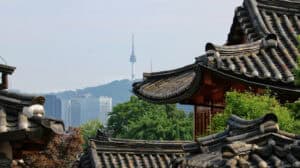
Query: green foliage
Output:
[[210, 112, 230, 133], [295, 57, 300, 86], [210, 91, 296, 133], [295, 35, 300, 86], [107, 96, 193, 140], [298, 35, 300, 48], [294, 120, 300, 133], [287, 100, 300, 120], [80, 120, 103, 148]]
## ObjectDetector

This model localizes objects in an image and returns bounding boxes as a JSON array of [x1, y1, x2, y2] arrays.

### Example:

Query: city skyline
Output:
[[0, 0, 242, 93], [45, 93, 113, 127]]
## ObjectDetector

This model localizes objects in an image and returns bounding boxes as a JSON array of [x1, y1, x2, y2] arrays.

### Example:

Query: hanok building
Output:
[[0, 64, 65, 167], [133, 0, 300, 136]]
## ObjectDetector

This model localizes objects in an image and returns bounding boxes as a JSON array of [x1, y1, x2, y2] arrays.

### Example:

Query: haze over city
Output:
[[0, 0, 242, 93]]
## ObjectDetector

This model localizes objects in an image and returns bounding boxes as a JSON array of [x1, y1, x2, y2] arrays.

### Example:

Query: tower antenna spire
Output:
[[131, 34, 135, 55], [150, 58, 153, 73], [129, 34, 137, 81]]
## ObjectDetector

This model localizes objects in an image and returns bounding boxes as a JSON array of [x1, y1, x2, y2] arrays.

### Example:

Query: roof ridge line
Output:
[[185, 114, 279, 152], [244, 0, 270, 36], [141, 63, 197, 80], [257, 0, 300, 10], [228, 113, 278, 127], [107, 138, 191, 144], [205, 34, 277, 54], [204, 34, 278, 70]]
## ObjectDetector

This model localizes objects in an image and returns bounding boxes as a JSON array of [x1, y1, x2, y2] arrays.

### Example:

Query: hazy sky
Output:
[[0, 0, 243, 93]]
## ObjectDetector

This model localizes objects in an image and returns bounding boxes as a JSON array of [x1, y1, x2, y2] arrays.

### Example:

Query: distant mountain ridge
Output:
[[52, 79, 134, 106], [50, 79, 193, 112]]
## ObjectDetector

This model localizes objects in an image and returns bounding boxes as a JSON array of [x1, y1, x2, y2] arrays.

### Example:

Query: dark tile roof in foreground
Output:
[[174, 113, 300, 168], [79, 130, 190, 168], [0, 90, 64, 142], [0, 154, 11, 168], [133, 0, 300, 103]]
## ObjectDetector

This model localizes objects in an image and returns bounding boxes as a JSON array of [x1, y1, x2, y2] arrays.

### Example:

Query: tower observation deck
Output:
[[129, 34, 136, 81]]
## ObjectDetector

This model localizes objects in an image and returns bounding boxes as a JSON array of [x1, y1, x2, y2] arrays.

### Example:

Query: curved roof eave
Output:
[[132, 63, 203, 104]]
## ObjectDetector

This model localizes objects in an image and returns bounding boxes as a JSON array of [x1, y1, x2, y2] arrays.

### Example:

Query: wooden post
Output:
[[194, 103, 225, 139], [194, 105, 210, 138], [193, 105, 198, 140]]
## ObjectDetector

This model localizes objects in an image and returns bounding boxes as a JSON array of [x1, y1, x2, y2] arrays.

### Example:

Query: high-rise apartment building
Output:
[[44, 95, 62, 119], [70, 98, 82, 127], [61, 99, 71, 129], [68, 95, 113, 127], [99, 96, 112, 124]]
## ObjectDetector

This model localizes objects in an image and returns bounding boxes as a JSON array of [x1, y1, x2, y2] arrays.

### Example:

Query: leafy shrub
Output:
[[210, 91, 296, 133], [287, 100, 300, 119], [80, 120, 103, 148], [294, 120, 300, 132], [294, 57, 300, 86]]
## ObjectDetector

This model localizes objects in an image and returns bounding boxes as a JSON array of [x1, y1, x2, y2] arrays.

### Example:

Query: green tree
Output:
[[80, 120, 103, 148], [107, 96, 193, 140], [286, 100, 300, 120], [290, 35, 300, 119], [295, 35, 300, 86], [210, 91, 297, 133]]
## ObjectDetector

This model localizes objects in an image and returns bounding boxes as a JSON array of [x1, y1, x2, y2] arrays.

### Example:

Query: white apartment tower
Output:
[[99, 96, 112, 125]]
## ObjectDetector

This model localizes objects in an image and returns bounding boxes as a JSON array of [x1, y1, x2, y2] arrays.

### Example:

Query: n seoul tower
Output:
[[129, 34, 137, 81]]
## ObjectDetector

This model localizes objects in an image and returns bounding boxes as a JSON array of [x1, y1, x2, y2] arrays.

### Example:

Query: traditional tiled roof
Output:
[[133, 64, 202, 103], [79, 130, 190, 168], [0, 154, 11, 168], [174, 113, 300, 168], [201, 0, 300, 91], [0, 90, 64, 142], [133, 0, 300, 103]]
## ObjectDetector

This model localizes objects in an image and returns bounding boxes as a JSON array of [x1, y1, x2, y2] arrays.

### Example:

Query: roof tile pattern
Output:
[[138, 71, 196, 99], [80, 131, 189, 168], [205, 0, 300, 85], [133, 64, 201, 103], [176, 113, 300, 168], [0, 154, 11, 168]]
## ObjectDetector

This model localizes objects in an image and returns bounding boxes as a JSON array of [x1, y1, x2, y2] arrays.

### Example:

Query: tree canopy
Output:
[[107, 96, 193, 140], [210, 91, 299, 134]]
